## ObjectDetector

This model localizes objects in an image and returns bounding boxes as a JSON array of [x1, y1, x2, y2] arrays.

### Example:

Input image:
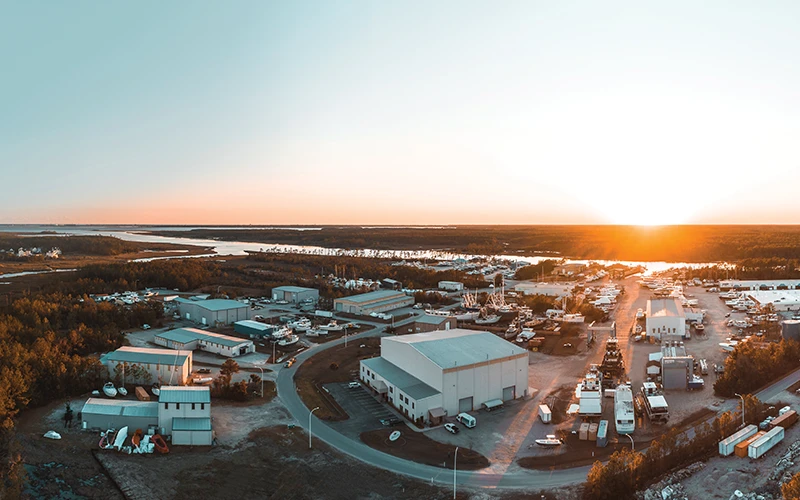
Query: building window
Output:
[[389, 387, 393, 393], [164, 403, 169, 410], [412, 402, 415, 409], [176, 403, 180, 410], [192, 403, 196, 410], [201, 403, 205, 410]]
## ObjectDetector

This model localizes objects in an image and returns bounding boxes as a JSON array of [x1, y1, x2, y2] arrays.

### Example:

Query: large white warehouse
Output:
[[360, 329, 529, 425], [646, 298, 686, 341]]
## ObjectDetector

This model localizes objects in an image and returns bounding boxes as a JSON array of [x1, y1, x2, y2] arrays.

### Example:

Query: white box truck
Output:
[[718, 424, 757, 456], [538, 404, 552, 423]]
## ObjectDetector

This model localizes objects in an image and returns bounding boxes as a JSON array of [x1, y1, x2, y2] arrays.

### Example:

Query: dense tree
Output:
[[714, 340, 800, 397], [783, 472, 800, 500]]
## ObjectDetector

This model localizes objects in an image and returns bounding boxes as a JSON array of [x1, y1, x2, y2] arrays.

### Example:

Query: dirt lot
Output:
[[294, 337, 381, 420], [361, 427, 490, 471]]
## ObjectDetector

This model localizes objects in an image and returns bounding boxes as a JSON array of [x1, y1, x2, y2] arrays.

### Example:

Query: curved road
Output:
[[277, 320, 592, 490], [276, 315, 800, 491]]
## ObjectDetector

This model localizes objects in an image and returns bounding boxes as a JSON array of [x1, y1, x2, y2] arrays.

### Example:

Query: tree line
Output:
[[584, 411, 740, 499], [713, 339, 800, 397]]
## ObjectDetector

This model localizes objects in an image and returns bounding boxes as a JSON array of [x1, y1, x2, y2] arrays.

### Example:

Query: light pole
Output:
[[735, 393, 746, 426], [625, 433, 634, 451], [344, 325, 348, 348], [252, 364, 265, 398], [453, 446, 459, 499], [309, 407, 320, 449]]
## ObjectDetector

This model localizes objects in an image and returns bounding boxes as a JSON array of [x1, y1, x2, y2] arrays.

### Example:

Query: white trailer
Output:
[[718, 424, 758, 456], [315, 310, 334, 318], [748, 426, 784, 459], [438, 281, 465, 291], [538, 404, 552, 423]]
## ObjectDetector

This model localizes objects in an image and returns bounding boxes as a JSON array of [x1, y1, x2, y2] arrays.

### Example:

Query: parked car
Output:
[[142, 324, 151, 330], [444, 423, 460, 434], [348, 381, 360, 389], [634, 335, 643, 342], [285, 357, 296, 368], [380, 417, 401, 426], [196, 368, 211, 374]]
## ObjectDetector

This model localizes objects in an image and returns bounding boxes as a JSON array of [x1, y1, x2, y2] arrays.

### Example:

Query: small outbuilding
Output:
[[271, 286, 319, 304]]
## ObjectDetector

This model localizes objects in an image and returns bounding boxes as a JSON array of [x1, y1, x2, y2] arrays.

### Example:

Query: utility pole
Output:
[[453, 446, 459, 499]]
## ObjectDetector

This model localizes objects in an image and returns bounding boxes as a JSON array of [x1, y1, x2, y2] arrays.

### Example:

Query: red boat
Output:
[[152, 434, 169, 454]]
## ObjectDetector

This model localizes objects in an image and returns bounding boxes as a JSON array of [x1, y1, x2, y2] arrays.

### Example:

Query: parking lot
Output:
[[325, 382, 399, 438]]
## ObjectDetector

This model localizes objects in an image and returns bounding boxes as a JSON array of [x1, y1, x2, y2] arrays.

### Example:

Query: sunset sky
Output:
[[3, 2, 800, 225]]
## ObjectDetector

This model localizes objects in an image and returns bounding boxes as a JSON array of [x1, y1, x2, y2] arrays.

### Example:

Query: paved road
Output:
[[276, 310, 800, 491], [277, 316, 593, 490]]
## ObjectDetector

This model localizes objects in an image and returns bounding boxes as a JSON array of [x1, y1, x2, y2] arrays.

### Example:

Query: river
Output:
[[0, 225, 721, 274]]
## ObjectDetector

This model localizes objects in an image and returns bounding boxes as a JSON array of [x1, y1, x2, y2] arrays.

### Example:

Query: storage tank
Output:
[[589, 423, 598, 441], [719, 424, 758, 456], [579, 423, 590, 441], [596, 420, 608, 448], [735, 431, 765, 458], [782, 320, 800, 342]]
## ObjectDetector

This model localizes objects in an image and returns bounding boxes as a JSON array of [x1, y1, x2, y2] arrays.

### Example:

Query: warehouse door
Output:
[[201, 317, 207, 326], [458, 397, 473, 413], [502, 386, 515, 401], [185, 312, 191, 320]]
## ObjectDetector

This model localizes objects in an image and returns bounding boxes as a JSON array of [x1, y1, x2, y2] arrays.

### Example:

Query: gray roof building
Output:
[[386, 329, 527, 370], [159, 386, 212, 404], [361, 357, 440, 400], [100, 346, 192, 366]]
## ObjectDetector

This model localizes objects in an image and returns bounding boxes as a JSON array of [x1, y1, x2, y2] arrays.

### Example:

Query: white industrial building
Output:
[[81, 386, 213, 446], [720, 279, 800, 291], [159, 386, 213, 445], [175, 298, 251, 326], [514, 282, 574, 297], [360, 329, 529, 425], [438, 281, 465, 291], [101, 347, 192, 385], [154, 328, 255, 358], [646, 298, 686, 342], [660, 342, 694, 390], [334, 290, 414, 315], [747, 290, 800, 312], [271, 286, 319, 304]]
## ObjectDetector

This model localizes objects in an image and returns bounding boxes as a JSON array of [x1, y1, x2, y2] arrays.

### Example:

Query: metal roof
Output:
[[273, 286, 317, 293], [158, 386, 211, 403], [172, 417, 212, 431], [646, 298, 685, 319], [176, 298, 248, 312], [235, 320, 272, 331], [336, 290, 406, 304], [156, 328, 252, 348], [414, 315, 449, 325], [361, 357, 440, 400], [101, 347, 191, 366], [82, 398, 159, 418], [385, 329, 527, 369]]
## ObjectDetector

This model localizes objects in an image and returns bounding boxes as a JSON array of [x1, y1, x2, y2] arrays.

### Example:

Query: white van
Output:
[[456, 413, 476, 429]]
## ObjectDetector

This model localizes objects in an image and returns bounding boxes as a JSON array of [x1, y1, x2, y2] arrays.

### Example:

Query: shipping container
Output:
[[734, 431, 765, 458], [749, 426, 785, 459], [769, 410, 797, 430], [579, 423, 590, 441], [596, 420, 608, 448], [135, 386, 150, 401], [538, 404, 552, 423], [589, 423, 598, 441], [719, 424, 758, 456]]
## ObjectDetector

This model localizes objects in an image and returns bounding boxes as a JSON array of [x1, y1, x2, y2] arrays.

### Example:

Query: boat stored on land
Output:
[[614, 384, 635, 435], [535, 435, 562, 446], [102, 382, 117, 398]]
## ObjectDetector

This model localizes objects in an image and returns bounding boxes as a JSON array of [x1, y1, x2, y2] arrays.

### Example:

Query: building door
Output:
[[185, 312, 191, 320], [201, 317, 207, 326], [502, 386, 515, 401], [458, 397, 473, 413]]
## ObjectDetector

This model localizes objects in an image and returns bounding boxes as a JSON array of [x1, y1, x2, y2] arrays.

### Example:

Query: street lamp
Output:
[[453, 446, 459, 500], [309, 407, 320, 449], [252, 364, 265, 398], [735, 393, 746, 427], [625, 433, 634, 451]]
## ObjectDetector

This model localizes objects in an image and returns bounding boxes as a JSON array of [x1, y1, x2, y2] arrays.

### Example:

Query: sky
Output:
[[3, 1, 800, 225]]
